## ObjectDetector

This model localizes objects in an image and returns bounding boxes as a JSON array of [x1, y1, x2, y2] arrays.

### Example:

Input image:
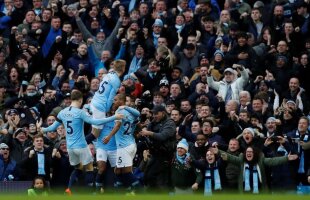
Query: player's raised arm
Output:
[[42, 120, 62, 133], [121, 106, 140, 118], [82, 110, 124, 125]]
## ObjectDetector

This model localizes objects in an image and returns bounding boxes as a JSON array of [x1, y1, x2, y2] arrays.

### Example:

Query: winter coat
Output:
[[221, 150, 289, 193], [207, 68, 249, 102]]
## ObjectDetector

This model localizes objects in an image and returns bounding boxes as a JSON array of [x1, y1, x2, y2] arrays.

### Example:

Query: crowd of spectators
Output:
[[0, 0, 310, 195]]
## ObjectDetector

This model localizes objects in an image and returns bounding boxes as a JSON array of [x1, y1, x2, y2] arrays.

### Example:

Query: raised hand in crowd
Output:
[[52, 148, 61, 159], [287, 153, 298, 161], [112, 0, 120, 9], [56, 65, 64, 77], [182, 113, 193, 125], [68, 68, 74, 80], [102, 7, 111, 18], [264, 70, 275, 81], [29, 150, 35, 158]]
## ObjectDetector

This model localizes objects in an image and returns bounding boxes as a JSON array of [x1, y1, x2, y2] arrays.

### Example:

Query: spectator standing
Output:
[[139, 105, 176, 191]]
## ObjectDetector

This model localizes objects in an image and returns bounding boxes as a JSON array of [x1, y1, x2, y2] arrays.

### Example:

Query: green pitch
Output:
[[0, 194, 310, 200]]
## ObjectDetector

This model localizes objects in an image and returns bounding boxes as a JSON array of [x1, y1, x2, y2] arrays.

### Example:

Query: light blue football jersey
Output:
[[114, 107, 140, 148], [91, 71, 121, 112], [96, 121, 117, 151], [42, 106, 116, 149]]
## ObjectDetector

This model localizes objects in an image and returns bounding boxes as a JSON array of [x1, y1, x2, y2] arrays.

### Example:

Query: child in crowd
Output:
[[27, 176, 49, 196]]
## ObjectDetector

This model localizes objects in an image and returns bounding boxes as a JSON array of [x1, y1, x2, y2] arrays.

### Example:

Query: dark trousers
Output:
[[143, 156, 172, 192]]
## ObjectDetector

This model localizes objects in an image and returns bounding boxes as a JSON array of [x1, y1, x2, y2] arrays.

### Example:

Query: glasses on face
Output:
[[1, 148, 9, 150]]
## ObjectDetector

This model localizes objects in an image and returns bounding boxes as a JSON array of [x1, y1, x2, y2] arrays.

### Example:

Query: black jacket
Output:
[[147, 115, 176, 159], [18, 146, 52, 181]]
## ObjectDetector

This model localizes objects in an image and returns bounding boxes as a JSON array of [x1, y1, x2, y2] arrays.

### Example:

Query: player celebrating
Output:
[[87, 59, 126, 143], [94, 119, 117, 193], [41, 90, 123, 194], [103, 94, 140, 193]]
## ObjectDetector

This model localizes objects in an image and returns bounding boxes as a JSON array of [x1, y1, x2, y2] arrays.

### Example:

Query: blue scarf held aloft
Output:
[[42, 28, 62, 57]]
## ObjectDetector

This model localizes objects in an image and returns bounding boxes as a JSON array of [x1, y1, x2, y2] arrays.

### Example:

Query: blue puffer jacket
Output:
[[0, 156, 17, 181]]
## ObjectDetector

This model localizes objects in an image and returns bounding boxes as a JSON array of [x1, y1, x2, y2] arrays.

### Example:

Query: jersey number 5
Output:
[[98, 81, 108, 94], [67, 121, 73, 134]]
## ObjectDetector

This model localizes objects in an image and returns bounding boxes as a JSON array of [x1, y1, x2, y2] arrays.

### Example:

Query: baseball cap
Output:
[[199, 53, 208, 62], [64, 92, 71, 98], [151, 105, 166, 114], [13, 128, 26, 138], [8, 109, 19, 116], [159, 79, 169, 87], [286, 100, 296, 106], [0, 143, 9, 149], [224, 68, 235, 74]]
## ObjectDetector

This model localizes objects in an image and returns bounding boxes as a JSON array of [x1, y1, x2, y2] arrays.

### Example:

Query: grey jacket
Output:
[[76, 17, 105, 58]]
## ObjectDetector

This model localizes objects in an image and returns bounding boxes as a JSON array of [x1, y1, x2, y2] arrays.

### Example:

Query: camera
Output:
[[271, 136, 279, 142], [291, 137, 300, 143], [138, 135, 154, 150], [18, 100, 26, 108], [232, 64, 243, 70], [157, 57, 169, 73]]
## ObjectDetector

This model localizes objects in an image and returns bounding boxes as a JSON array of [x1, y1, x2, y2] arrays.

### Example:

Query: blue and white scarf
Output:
[[204, 163, 222, 196], [298, 134, 308, 173], [152, 32, 160, 47], [244, 163, 261, 194], [176, 152, 190, 165], [277, 145, 288, 156], [175, 24, 185, 33], [127, 56, 142, 75], [37, 152, 46, 175]]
